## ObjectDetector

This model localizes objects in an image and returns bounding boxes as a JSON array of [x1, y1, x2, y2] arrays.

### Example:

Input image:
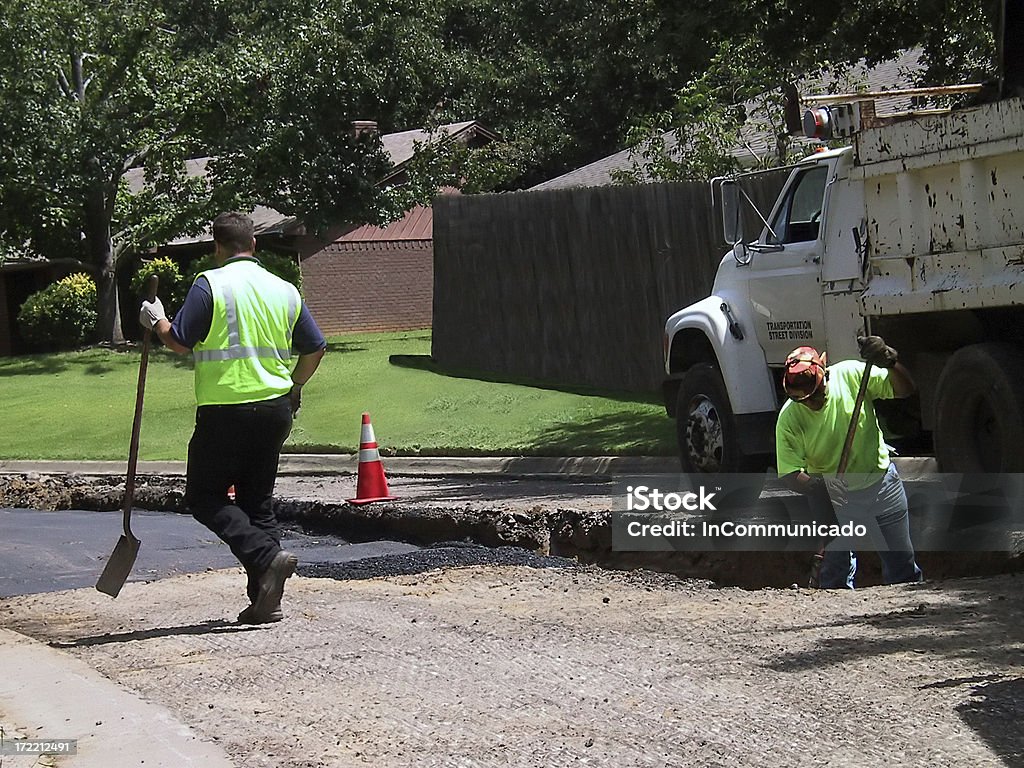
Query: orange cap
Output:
[[783, 346, 827, 400]]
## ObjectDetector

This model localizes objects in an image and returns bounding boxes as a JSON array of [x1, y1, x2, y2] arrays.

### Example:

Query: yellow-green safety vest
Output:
[[193, 259, 301, 406]]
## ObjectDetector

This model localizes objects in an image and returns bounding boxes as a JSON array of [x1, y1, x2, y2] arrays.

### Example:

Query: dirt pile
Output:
[[0, 473, 184, 512]]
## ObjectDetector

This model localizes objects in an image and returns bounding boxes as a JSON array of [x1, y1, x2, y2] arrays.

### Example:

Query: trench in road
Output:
[[1, 507, 575, 598]]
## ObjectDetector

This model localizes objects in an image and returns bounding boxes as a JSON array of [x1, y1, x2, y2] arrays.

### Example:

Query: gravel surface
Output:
[[2, 559, 1023, 767], [3, 471, 1024, 766]]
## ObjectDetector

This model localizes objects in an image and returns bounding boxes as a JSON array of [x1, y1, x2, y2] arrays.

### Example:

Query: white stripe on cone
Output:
[[359, 419, 381, 463], [349, 412, 396, 503]]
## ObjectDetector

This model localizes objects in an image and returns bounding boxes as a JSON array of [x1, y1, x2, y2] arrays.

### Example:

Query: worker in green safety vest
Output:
[[141, 211, 327, 623]]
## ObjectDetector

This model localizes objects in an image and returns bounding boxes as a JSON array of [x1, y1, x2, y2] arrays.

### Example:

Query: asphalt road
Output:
[[1, 508, 420, 597]]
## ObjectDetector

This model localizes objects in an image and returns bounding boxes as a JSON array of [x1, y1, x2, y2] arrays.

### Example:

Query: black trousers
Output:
[[185, 395, 293, 578]]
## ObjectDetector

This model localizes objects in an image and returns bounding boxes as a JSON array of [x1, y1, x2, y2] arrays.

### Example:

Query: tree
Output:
[[423, 0, 733, 188], [740, 0, 999, 87], [0, 0, 453, 344], [614, 1, 1002, 183], [612, 40, 793, 184]]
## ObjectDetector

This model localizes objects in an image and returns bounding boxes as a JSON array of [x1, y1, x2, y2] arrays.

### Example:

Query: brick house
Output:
[[298, 200, 438, 335], [139, 120, 498, 337], [297, 121, 498, 335]]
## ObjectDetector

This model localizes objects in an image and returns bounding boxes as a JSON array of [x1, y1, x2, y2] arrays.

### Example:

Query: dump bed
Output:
[[852, 98, 1024, 316]]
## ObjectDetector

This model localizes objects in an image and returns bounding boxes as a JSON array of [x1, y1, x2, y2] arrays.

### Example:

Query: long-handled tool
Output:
[[96, 275, 158, 597], [807, 360, 874, 588]]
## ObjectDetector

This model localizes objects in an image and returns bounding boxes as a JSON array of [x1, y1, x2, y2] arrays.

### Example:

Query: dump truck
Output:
[[663, 93, 1024, 474]]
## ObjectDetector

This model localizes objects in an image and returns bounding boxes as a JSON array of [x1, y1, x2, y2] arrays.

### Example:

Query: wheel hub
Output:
[[685, 395, 724, 472]]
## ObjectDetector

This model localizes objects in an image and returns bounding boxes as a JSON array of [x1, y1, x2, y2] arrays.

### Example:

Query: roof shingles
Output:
[[128, 121, 489, 246]]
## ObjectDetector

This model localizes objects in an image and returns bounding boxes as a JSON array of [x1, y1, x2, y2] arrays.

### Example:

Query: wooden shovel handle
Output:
[[837, 361, 873, 478], [123, 274, 158, 537]]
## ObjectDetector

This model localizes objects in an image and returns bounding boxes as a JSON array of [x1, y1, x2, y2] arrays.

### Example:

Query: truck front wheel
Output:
[[676, 363, 753, 473], [934, 343, 1024, 472]]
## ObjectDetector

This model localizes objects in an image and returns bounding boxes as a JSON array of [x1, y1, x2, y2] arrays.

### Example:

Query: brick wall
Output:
[[300, 240, 433, 335]]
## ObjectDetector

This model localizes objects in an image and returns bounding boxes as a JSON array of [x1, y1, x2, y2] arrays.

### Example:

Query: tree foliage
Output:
[[0, 0, 1008, 345], [17, 273, 97, 350], [185, 252, 302, 293], [130, 256, 186, 313], [741, 0, 999, 86], [0, 0, 453, 343], [613, 1, 1002, 182], [422, 0, 734, 187], [613, 40, 790, 183]]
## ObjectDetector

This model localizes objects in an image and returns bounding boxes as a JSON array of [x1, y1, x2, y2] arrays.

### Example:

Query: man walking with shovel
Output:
[[775, 337, 923, 589], [139, 211, 326, 623]]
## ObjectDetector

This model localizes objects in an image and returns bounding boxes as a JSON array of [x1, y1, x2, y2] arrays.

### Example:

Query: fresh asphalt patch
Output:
[[299, 542, 577, 581], [1, 507, 418, 597], [2, 508, 573, 597]]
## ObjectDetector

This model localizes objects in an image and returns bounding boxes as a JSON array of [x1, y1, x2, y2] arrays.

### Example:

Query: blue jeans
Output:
[[818, 464, 924, 589]]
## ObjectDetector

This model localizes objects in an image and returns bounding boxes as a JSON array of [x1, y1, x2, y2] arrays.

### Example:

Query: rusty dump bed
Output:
[[854, 98, 1024, 317]]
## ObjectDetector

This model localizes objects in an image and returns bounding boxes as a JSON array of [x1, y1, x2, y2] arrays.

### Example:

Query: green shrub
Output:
[[17, 273, 97, 349], [186, 251, 302, 292], [131, 256, 186, 312]]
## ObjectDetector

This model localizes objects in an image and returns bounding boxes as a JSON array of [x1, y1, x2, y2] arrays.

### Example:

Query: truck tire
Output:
[[676, 363, 757, 474], [933, 343, 1024, 472]]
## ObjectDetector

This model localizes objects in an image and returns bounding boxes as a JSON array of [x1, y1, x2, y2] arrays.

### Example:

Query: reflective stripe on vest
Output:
[[193, 259, 300, 406], [193, 346, 291, 363]]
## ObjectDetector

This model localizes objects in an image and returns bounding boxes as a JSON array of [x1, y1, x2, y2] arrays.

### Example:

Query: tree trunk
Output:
[[86, 183, 124, 345], [95, 254, 124, 346]]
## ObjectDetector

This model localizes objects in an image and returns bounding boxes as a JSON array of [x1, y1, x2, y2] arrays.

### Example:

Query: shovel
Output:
[[96, 275, 158, 597], [807, 359, 873, 588]]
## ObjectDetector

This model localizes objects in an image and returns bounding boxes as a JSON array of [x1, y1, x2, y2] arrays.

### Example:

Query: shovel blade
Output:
[[95, 535, 141, 597]]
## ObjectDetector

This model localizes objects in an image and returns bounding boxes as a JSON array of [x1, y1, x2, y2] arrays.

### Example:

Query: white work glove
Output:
[[139, 296, 167, 330]]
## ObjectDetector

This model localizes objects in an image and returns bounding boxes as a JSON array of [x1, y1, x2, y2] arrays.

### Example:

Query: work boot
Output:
[[252, 550, 298, 623], [244, 565, 259, 605], [237, 603, 283, 624]]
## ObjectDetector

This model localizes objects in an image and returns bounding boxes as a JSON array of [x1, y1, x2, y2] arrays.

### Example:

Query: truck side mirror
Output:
[[721, 180, 743, 246]]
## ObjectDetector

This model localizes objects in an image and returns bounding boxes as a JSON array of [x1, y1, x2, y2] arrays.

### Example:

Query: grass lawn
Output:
[[0, 330, 677, 461]]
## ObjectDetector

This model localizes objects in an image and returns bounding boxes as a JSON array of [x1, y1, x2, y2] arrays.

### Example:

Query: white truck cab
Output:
[[664, 96, 1024, 474]]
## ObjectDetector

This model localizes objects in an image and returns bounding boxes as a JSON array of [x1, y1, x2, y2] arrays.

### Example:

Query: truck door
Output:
[[747, 163, 828, 366]]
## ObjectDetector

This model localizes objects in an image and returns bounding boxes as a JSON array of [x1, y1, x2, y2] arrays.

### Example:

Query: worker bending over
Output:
[[775, 336, 923, 589]]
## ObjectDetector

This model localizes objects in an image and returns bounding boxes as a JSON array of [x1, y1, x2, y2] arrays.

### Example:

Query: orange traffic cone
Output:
[[348, 412, 396, 505]]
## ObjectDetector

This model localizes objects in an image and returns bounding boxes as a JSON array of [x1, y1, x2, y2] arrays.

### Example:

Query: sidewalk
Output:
[[0, 629, 232, 767]]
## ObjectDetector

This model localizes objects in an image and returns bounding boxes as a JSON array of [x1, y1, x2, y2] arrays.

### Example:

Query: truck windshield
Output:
[[766, 165, 828, 245]]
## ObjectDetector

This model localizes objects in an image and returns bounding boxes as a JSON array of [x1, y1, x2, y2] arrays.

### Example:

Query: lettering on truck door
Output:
[[747, 164, 828, 365]]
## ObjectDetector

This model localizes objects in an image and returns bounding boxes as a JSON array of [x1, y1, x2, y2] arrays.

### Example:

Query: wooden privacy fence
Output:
[[432, 176, 786, 393]]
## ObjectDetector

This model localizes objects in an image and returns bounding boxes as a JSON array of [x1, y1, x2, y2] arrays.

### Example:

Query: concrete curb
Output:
[[0, 628, 233, 767], [0, 455, 936, 479], [0, 455, 682, 478]]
